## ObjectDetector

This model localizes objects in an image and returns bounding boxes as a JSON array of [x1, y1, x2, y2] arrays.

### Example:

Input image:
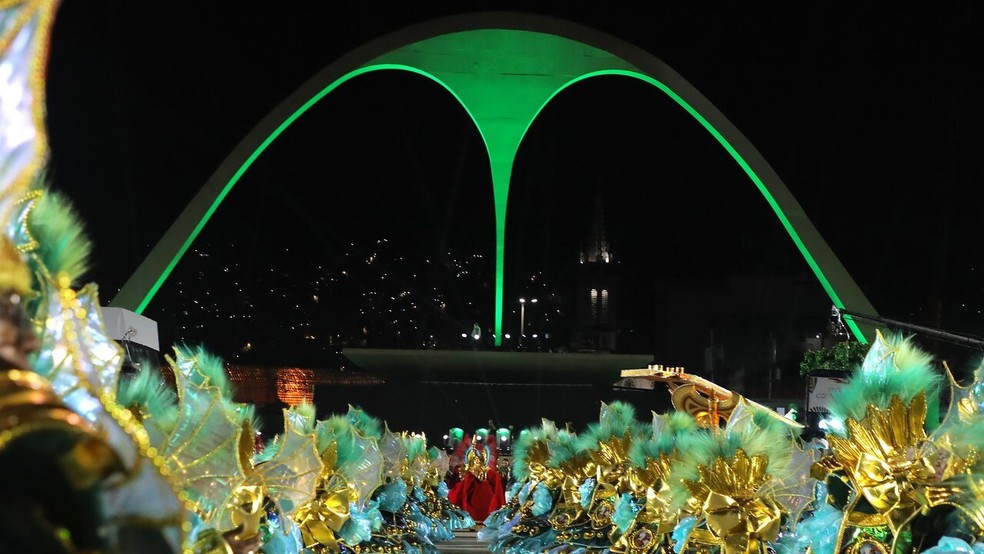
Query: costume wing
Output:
[[379, 426, 408, 484], [339, 429, 384, 509], [0, 0, 57, 221], [162, 365, 245, 527], [430, 449, 451, 478], [760, 439, 819, 531], [31, 283, 123, 422], [256, 408, 324, 517]]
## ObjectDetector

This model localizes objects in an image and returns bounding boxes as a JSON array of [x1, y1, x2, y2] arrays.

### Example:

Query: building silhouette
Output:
[[573, 192, 618, 352]]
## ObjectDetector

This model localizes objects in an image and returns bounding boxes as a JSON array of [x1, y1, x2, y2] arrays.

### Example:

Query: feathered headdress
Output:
[[813, 331, 953, 554], [629, 411, 699, 469], [825, 331, 941, 435], [116, 362, 179, 439], [670, 399, 801, 554], [577, 401, 648, 450], [512, 419, 559, 482]]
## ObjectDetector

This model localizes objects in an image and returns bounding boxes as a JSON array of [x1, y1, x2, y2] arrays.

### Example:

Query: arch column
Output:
[[110, 13, 876, 345]]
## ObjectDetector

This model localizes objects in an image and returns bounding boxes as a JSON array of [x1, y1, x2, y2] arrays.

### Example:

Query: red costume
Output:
[[448, 430, 506, 524]]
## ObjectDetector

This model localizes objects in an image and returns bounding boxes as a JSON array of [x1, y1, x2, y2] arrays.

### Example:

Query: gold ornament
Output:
[[682, 449, 781, 554]]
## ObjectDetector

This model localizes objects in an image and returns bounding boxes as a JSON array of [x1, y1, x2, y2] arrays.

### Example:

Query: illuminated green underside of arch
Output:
[[111, 18, 876, 346]]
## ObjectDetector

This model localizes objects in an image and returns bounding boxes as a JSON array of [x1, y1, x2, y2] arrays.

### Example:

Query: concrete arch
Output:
[[110, 12, 876, 345]]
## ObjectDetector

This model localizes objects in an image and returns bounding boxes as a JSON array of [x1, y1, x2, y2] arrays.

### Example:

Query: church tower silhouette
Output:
[[573, 191, 618, 352]]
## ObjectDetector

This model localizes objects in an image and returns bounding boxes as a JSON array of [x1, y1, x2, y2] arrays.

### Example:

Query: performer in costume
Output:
[[611, 410, 700, 554], [0, 236, 123, 553], [424, 446, 476, 533], [449, 428, 507, 524], [806, 331, 975, 554], [552, 401, 650, 553], [119, 344, 297, 554], [2, 2, 195, 550], [668, 398, 808, 554], [478, 418, 567, 554]]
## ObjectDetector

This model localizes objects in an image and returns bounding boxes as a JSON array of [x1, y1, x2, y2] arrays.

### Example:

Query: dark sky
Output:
[[40, 3, 984, 364]]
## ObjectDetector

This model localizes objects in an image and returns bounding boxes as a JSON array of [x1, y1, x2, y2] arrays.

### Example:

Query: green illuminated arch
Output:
[[110, 12, 877, 344]]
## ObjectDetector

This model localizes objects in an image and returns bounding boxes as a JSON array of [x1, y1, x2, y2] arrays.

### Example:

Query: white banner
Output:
[[807, 375, 849, 413]]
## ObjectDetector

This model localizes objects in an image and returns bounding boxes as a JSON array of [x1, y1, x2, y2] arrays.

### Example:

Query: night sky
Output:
[[40, 3, 984, 369]]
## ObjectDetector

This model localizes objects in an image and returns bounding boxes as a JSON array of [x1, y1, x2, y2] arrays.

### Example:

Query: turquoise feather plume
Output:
[[548, 428, 582, 467], [256, 432, 283, 464], [169, 343, 259, 430], [316, 414, 368, 469], [346, 404, 384, 440], [628, 411, 698, 468], [116, 364, 178, 434], [576, 401, 648, 452], [826, 331, 941, 436], [254, 400, 318, 463], [23, 185, 92, 284], [172, 343, 235, 400], [512, 420, 559, 480], [292, 401, 318, 435], [669, 403, 797, 511], [404, 434, 427, 463], [316, 414, 350, 459]]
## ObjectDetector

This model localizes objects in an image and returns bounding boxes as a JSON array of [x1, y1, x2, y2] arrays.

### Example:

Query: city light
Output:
[[519, 297, 538, 349]]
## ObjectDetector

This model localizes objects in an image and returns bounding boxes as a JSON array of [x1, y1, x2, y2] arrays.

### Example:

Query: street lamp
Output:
[[519, 297, 537, 349]]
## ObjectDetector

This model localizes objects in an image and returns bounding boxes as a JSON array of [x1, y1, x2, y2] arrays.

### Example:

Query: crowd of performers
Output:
[[11, 2, 984, 553], [12, 235, 984, 554]]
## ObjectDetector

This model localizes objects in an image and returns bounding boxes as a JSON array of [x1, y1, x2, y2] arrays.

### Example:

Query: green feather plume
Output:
[[173, 343, 235, 400], [826, 332, 941, 435], [628, 411, 698, 468], [316, 414, 347, 457], [25, 186, 92, 284], [292, 401, 318, 435], [170, 343, 259, 429], [669, 404, 797, 511], [234, 403, 261, 434], [255, 402, 316, 464], [256, 433, 283, 464], [316, 414, 368, 469], [404, 434, 427, 462], [548, 428, 582, 467], [116, 364, 178, 434], [512, 420, 559, 480], [346, 404, 384, 440], [576, 401, 647, 452]]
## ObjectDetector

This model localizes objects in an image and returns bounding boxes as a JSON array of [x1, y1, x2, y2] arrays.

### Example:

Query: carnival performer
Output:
[[610, 410, 699, 554], [547, 401, 652, 553], [449, 428, 507, 524], [478, 418, 567, 553], [0, 235, 125, 553], [294, 407, 388, 554], [399, 433, 458, 544], [2, 1, 195, 549], [424, 445, 476, 533], [7, 184, 197, 550], [295, 405, 458, 554], [804, 331, 977, 554], [119, 344, 300, 553], [922, 358, 984, 553], [375, 423, 441, 554], [668, 398, 807, 554]]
